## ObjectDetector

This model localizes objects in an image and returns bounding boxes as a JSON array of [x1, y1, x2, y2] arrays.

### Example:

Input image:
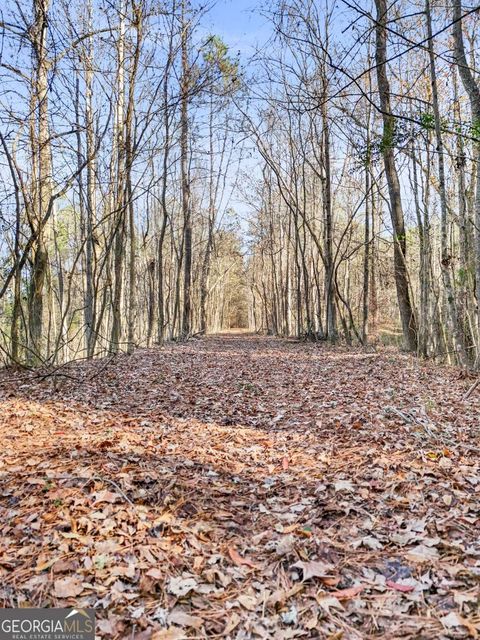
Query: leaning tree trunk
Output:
[[452, 0, 480, 365], [374, 0, 418, 352]]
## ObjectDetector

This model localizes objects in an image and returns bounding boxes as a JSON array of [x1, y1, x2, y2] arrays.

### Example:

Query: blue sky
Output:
[[196, 1, 274, 238], [203, 0, 273, 57]]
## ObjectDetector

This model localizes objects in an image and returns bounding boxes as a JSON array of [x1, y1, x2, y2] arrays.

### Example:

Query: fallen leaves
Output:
[[357, 535, 383, 551], [151, 629, 186, 640], [0, 334, 479, 638], [167, 611, 203, 629], [386, 579, 415, 593], [93, 490, 121, 504], [236, 594, 257, 611], [440, 611, 480, 638], [330, 585, 365, 600], [54, 576, 84, 598], [333, 479, 354, 492], [291, 560, 335, 581], [167, 576, 197, 597], [404, 544, 440, 563], [227, 546, 259, 569]]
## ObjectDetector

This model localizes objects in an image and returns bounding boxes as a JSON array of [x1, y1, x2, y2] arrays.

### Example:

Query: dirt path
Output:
[[0, 334, 479, 638]]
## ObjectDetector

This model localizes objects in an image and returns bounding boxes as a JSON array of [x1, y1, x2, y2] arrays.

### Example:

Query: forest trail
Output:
[[1, 334, 479, 638]]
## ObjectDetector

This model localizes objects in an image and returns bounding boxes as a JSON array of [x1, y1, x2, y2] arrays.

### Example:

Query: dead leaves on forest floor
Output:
[[0, 334, 480, 639]]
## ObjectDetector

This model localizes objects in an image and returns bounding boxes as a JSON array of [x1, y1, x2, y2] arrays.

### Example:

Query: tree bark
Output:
[[425, 0, 470, 365], [28, 0, 52, 364], [374, 0, 417, 351], [181, 0, 192, 338], [452, 0, 480, 365]]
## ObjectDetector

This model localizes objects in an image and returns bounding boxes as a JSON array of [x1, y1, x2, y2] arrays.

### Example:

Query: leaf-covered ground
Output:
[[0, 333, 479, 639]]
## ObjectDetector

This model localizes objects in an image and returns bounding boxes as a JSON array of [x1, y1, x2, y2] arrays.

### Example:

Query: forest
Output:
[[2, 0, 480, 365], [0, 0, 480, 638]]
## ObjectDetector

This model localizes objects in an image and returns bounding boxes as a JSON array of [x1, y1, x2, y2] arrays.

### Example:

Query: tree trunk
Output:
[[181, 0, 192, 339], [425, 0, 470, 365], [28, 0, 52, 364], [374, 0, 417, 351], [110, 0, 126, 354], [452, 0, 480, 365]]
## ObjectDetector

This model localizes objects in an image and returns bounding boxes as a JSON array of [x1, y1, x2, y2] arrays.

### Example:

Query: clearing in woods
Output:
[[0, 333, 479, 639]]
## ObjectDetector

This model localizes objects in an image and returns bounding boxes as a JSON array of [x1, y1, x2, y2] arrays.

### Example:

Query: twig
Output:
[[54, 474, 135, 506], [386, 406, 480, 455], [463, 378, 480, 400], [96, 476, 135, 506]]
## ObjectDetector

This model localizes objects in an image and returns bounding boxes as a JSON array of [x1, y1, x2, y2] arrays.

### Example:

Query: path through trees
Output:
[[0, 333, 478, 637]]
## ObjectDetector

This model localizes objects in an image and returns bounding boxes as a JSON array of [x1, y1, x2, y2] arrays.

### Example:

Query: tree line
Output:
[[246, 0, 480, 367], [1, 0, 480, 367], [0, 0, 246, 366]]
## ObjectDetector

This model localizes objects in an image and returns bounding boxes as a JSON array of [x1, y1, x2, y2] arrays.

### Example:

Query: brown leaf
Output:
[[228, 547, 259, 569], [93, 490, 120, 504], [167, 576, 197, 597], [237, 594, 258, 611], [404, 544, 439, 563], [386, 580, 415, 593], [35, 556, 59, 572], [151, 629, 186, 640], [330, 584, 365, 600], [223, 613, 241, 635], [54, 576, 84, 598], [167, 610, 203, 629], [146, 568, 163, 579], [291, 560, 335, 581]]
